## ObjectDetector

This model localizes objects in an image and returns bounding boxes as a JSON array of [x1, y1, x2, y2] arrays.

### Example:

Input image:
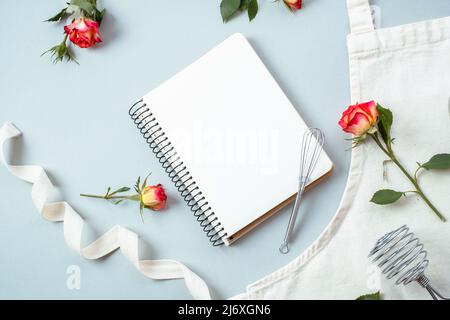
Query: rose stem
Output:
[[80, 194, 139, 201], [369, 133, 446, 222]]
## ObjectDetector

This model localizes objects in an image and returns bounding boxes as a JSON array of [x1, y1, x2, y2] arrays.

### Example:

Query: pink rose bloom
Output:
[[339, 100, 378, 136], [141, 184, 167, 211], [64, 18, 102, 48], [284, 0, 302, 11]]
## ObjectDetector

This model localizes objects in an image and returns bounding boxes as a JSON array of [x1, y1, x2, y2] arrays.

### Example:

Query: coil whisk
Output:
[[369, 225, 449, 300], [129, 99, 226, 246]]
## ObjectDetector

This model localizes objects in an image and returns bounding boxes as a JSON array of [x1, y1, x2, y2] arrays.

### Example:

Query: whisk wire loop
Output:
[[370, 225, 449, 300], [279, 128, 324, 254]]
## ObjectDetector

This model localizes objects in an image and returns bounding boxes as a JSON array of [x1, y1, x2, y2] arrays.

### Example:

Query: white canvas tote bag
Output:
[[234, 0, 450, 300]]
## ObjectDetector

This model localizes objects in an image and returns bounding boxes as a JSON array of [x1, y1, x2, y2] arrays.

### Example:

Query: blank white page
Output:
[[142, 33, 333, 243]]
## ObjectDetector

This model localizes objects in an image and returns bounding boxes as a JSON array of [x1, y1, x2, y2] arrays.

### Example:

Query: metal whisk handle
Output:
[[370, 225, 450, 300], [279, 177, 307, 254], [417, 275, 450, 300]]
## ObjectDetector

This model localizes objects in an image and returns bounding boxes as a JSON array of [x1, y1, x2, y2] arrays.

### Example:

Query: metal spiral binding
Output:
[[369, 225, 449, 300], [129, 99, 227, 246]]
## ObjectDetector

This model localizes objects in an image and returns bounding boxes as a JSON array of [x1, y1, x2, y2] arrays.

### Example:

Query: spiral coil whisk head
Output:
[[369, 225, 428, 285], [369, 225, 449, 300]]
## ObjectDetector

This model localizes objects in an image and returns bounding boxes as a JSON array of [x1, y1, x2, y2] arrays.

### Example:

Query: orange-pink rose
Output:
[[64, 17, 102, 49], [284, 0, 302, 11], [339, 100, 378, 136], [141, 184, 167, 211]]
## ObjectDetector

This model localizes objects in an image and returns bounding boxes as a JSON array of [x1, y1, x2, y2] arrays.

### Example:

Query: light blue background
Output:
[[1, 0, 449, 299]]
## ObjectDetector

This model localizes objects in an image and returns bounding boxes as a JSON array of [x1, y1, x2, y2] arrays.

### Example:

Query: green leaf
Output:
[[247, 0, 258, 21], [239, 0, 251, 10], [71, 0, 95, 15], [370, 189, 404, 205], [376, 104, 393, 148], [421, 153, 450, 170], [356, 291, 381, 300], [134, 176, 141, 194], [220, 0, 241, 22], [41, 40, 79, 65], [92, 8, 105, 24], [45, 8, 68, 22], [114, 200, 123, 205], [110, 187, 130, 196], [141, 173, 151, 191]]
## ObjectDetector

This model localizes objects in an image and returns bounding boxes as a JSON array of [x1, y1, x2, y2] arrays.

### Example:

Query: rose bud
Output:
[[284, 0, 302, 11], [64, 17, 102, 49], [141, 184, 167, 211], [338, 100, 378, 136]]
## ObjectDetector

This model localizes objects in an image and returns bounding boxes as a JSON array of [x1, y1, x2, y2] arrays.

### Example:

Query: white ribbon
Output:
[[0, 122, 211, 300]]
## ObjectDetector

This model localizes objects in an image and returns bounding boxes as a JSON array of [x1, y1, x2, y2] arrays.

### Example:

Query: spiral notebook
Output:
[[129, 33, 333, 246]]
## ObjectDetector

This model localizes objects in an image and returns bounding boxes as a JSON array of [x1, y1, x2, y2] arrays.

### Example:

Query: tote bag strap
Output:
[[347, 0, 374, 34]]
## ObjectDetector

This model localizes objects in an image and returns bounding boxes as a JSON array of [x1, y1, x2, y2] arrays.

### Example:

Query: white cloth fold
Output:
[[0, 122, 211, 300]]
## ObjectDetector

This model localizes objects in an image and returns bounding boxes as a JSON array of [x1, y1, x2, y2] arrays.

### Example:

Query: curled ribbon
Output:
[[0, 122, 211, 300]]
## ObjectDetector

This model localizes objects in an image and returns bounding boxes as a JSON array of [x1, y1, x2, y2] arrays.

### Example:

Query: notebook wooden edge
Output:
[[224, 164, 334, 246]]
